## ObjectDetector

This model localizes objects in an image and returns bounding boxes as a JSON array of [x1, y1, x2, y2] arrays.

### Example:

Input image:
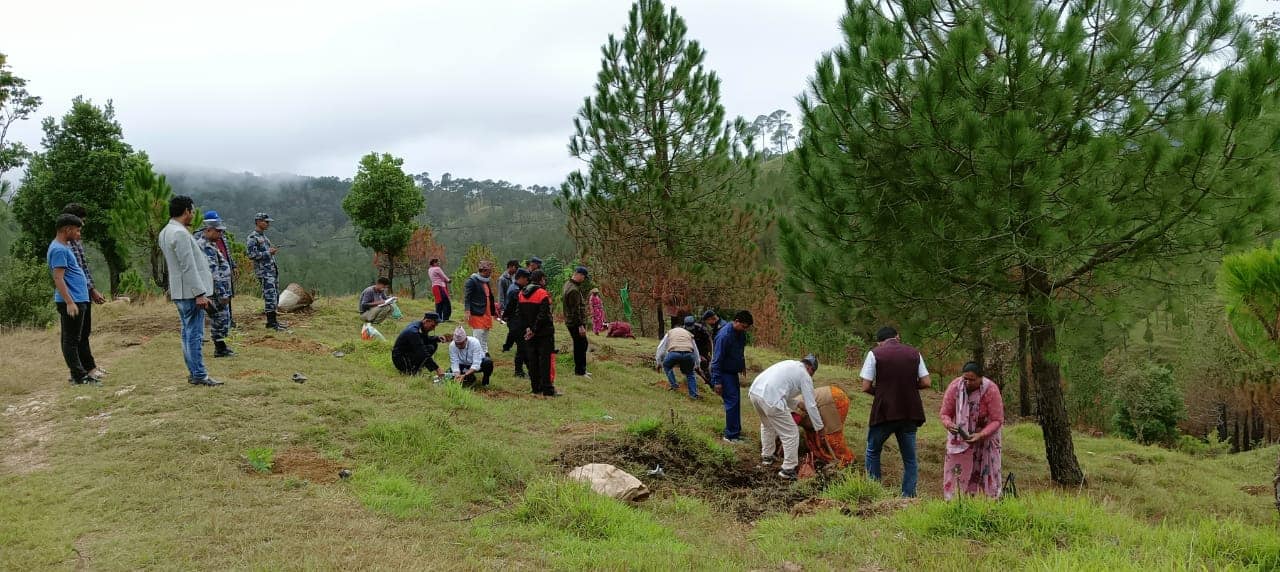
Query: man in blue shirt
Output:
[[710, 310, 754, 443], [48, 214, 99, 385]]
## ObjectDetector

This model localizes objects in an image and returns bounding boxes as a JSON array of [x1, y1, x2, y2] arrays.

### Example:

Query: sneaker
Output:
[[69, 376, 99, 386], [760, 455, 777, 466], [188, 377, 224, 387], [214, 348, 237, 358], [87, 370, 105, 381], [778, 468, 798, 480], [667, 385, 678, 392], [722, 437, 744, 445], [577, 372, 592, 379], [90, 368, 109, 377]]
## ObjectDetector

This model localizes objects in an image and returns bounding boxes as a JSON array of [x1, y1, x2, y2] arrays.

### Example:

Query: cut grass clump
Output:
[[244, 447, 275, 473], [625, 417, 662, 438], [899, 494, 1095, 550], [821, 470, 888, 505], [354, 471, 435, 519]]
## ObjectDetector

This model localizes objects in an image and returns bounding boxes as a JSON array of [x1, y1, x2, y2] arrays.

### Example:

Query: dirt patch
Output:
[[557, 425, 835, 522], [249, 337, 330, 355], [481, 388, 539, 400], [233, 369, 273, 379], [1240, 485, 1270, 496], [271, 447, 345, 483], [98, 313, 173, 338], [0, 393, 56, 475], [854, 497, 919, 518], [791, 497, 851, 517]]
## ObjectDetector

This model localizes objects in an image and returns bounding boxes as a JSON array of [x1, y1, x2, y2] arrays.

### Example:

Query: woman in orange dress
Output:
[[794, 385, 856, 467]]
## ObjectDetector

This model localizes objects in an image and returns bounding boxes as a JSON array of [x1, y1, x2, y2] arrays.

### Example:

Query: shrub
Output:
[[1111, 362, 1185, 445], [1174, 434, 1231, 458], [0, 257, 56, 328], [244, 447, 274, 473], [117, 268, 160, 300], [625, 417, 663, 438]]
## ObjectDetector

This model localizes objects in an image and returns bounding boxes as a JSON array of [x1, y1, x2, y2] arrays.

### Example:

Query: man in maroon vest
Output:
[[859, 326, 931, 497]]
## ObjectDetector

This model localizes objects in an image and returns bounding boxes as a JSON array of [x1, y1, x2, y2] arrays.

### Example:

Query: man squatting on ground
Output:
[[392, 312, 446, 377]]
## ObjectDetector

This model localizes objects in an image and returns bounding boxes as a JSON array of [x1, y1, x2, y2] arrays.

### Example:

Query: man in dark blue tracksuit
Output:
[[710, 310, 753, 443]]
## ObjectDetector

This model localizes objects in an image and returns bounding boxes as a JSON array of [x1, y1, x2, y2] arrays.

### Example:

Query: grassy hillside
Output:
[[1, 297, 1277, 570]]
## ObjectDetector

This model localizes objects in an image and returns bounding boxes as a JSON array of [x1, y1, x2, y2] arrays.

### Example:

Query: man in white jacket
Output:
[[749, 355, 823, 480], [159, 196, 222, 387], [449, 326, 494, 387]]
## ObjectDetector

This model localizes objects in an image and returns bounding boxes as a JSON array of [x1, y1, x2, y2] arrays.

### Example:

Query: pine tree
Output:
[[12, 97, 133, 294], [560, 0, 761, 330], [109, 154, 173, 289], [782, 0, 1280, 485], [341, 152, 424, 289]]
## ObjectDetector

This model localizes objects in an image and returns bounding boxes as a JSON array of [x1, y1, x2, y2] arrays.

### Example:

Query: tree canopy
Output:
[[782, 0, 1280, 485], [342, 152, 425, 287]]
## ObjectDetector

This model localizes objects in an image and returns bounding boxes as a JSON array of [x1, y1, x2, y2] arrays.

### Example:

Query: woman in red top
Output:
[[939, 362, 1004, 499]]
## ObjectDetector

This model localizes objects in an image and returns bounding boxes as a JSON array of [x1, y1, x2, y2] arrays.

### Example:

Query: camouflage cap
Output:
[[255, 213, 275, 222]]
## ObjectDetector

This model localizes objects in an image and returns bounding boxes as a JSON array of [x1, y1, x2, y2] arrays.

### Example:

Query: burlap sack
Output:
[[567, 463, 650, 501]]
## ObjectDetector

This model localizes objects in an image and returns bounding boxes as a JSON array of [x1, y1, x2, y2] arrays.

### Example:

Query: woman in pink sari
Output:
[[939, 361, 1004, 499], [589, 288, 607, 335]]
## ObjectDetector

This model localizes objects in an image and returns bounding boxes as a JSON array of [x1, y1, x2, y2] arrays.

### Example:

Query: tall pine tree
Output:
[[782, 0, 1280, 485], [560, 0, 761, 329]]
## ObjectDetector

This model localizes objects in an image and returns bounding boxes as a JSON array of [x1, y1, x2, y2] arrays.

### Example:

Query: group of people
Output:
[[47, 198, 1003, 497], [47, 196, 289, 388], [389, 258, 595, 398], [741, 326, 1004, 497]]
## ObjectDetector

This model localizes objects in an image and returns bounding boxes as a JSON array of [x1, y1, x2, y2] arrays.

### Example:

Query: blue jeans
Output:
[[711, 371, 741, 439], [663, 352, 697, 397], [865, 420, 919, 497], [175, 299, 207, 380]]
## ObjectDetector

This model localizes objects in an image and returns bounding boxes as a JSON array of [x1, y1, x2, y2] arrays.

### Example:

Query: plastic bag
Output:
[[390, 302, 402, 319], [361, 323, 385, 341]]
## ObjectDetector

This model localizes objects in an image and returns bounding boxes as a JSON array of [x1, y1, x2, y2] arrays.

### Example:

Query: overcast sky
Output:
[[5, 0, 1275, 187]]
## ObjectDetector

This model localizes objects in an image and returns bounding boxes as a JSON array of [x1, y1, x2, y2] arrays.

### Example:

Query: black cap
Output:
[[574, 266, 589, 279], [422, 312, 441, 322], [515, 268, 531, 279], [876, 326, 898, 342], [802, 354, 819, 373], [702, 310, 717, 320], [734, 310, 754, 325]]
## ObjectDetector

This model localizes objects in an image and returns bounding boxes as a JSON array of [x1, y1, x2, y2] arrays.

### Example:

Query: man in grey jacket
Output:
[[159, 196, 222, 387]]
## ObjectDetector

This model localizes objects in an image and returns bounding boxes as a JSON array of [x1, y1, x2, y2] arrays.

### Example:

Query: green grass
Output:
[[0, 296, 1276, 569], [243, 446, 274, 473]]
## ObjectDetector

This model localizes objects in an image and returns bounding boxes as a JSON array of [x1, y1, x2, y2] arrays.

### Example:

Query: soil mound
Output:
[[272, 447, 345, 483], [249, 337, 329, 355], [556, 421, 834, 522]]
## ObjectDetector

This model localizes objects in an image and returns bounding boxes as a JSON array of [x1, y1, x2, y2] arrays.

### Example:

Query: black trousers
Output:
[[56, 302, 96, 381], [524, 335, 555, 395], [566, 323, 588, 375], [504, 327, 527, 374], [458, 358, 494, 387], [392, 352, 439, 376]]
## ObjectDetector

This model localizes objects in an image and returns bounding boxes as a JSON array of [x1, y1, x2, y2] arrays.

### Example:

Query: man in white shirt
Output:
[[449, 326, 494, 387], [748, 355, 824, 480]]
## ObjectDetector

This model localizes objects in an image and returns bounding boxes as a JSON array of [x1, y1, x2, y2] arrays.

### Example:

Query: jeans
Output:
[[175, 299, 207, 380], [865, 420, 920, 497], [567, 323, 588, 375], [662, 351, 697, 397], [56, 302, 95, 381], [712, 371, 742, 439]]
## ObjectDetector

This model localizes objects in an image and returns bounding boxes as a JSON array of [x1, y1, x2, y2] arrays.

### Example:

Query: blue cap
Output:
[[683, 315, 696, 326], [528, 256, 543, 265], [574, 266, 589, 279], [203, 210, 221, 221]]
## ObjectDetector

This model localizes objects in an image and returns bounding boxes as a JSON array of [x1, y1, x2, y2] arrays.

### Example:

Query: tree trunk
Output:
[[1026, 273, 1086, 486], [101, 238, 127, 298], [1017, 322, 1033, 417], [1216, 402, 1228, 443], [656, 306, 666, 340], [968, 325, 984, 370], [386, 252, 395, 290]]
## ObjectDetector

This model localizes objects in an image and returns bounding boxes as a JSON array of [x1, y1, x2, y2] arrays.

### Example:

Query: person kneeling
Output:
[[449, 326, 493, 388], [794, 385, 856, 468], [748, 355, 824, 480], [392, 312, 445, 376]]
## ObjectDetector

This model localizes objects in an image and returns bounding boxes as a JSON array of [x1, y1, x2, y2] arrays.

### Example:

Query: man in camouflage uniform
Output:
[[203, 210, 237, 328], [246, 212, 287, 331], [196, 219, 236, 357]]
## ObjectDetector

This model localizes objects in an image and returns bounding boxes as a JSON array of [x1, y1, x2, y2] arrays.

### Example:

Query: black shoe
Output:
[[760, 455, 778, 466], [778, 468, 798, 480], [214, 348, 237, 358], [188, 377, 224, 387], [69, 376, 99, 386]]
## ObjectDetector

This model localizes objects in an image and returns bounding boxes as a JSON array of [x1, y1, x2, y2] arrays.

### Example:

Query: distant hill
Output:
[[164, 168, 574, 295]]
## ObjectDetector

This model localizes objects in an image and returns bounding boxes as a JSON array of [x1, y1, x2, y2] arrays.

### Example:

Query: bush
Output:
[[1111, 362, 1185, 445], [0, 257, 56, 328], [1174, 434, 1231, 458], [117, 268, 161, 300], [244, 447, 274, 473]]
